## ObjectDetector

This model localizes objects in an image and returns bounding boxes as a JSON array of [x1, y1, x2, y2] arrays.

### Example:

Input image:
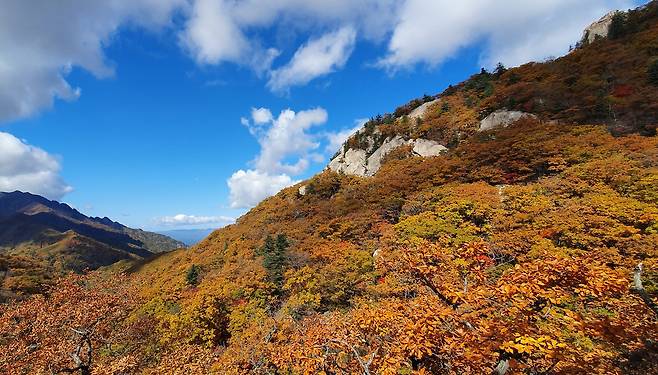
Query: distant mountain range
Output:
[[157, 228, 216, 246], [0, 191, 185, 298]]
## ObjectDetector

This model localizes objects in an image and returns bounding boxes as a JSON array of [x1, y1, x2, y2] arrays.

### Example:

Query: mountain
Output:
[[0, 191, 184, 298], [157, 228, 216, 246], [2, 3, 658, 374]]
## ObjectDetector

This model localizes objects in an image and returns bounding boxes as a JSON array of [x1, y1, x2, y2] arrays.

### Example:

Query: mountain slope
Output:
[[0, 191, 184, 297], [2, 3, 658, 374], [327, 3, 658, 179], [125, 4, 658, 373]]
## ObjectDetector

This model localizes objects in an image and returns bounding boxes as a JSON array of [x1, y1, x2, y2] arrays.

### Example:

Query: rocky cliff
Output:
[[582, 10, 618, 43], [327, 104, 535, 177]]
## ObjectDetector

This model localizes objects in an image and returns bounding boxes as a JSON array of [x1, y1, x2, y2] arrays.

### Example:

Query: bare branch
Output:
[[631, 263, 658, 318], [417, 273, 460, 309], [492, 358, 509, 375], [330, 339, 377, 375]]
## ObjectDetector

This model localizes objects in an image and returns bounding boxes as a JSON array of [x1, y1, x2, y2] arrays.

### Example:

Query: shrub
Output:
[[186, 264, 200, 286], [441, 101, 450, 113]]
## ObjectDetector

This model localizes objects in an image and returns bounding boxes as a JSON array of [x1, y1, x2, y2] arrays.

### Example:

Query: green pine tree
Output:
[[262, 234, 288, 290], [493, 62, 507, 77], [608, 12, 627, 39], [186, 264, 200, 286]]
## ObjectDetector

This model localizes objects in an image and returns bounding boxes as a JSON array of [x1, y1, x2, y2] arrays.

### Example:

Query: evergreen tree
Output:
[[262, 234, 288, 290], [186, 264, 200, 286], [608, 12, 627, 39], [493, 62, 507, 77]]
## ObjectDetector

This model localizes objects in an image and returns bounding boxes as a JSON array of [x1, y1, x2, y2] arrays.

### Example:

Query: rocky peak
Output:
[[328, 134, 447, 177], [582, 10, 618, 44]]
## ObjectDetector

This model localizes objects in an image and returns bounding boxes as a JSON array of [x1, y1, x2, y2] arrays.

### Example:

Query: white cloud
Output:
[[251, 107, 273, 125], [227, 106, 330, 208], [379, 0, 635, 70], [227, 169, 296, 209], [180, 0, 250, 65], [479, 0, 636, 67], [229, 0, 399, 40], [0, 132, 72, 199], [0, 0, 386, 120], [179, 0, 634, 78], [253, 107, 328, 175], [179, 0, 401, 91], [267, 27, 357, 92], [180, 0, 397, 61], [1, 0, 636, 120], [0, 0, 186, 122], [158, 214, 235, 226], [226, 112, 372, 209]]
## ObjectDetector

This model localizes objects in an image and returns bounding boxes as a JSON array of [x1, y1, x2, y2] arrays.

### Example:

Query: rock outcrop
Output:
[[409, 99, 440, 119], [329, 136, 447, 177], [582, 11, 617, 43], [328, 148, 367, 176], [479, 110, 536, 132], [365, 136, 408, 174], [412, 138, 448, 157]]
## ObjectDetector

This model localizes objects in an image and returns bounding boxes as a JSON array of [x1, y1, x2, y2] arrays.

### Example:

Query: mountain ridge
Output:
[[0, 190, 184, 298]]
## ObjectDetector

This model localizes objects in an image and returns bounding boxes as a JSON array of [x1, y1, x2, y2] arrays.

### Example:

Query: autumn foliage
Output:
[[2, 3, 658, 374]]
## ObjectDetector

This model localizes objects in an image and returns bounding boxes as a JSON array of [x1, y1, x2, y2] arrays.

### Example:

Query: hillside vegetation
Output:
[[0, 191, 184, 299], [1, 3, 658, 374]]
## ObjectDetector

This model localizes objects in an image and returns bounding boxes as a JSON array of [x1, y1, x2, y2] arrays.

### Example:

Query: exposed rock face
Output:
[[409, 99, 440, 119], [327, 99, 453, 177], [328, 148, 367, 175], [412, 139, 448, 157], [366, 136, 408, 175], [479, 110, 536, 132], [329, 136, 447, 177], [582, 11, 616, 43], [298, 185, 307, 196]]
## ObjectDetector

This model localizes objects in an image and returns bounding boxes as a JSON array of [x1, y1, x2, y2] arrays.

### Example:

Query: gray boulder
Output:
[[479, 110, 536, 132]]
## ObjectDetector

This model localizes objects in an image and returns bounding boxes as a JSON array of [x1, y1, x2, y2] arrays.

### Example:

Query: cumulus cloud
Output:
[[180, 0, 397, 61], [1, 0, 636, 120], [180, 0, 249, 65], [0, 0, 386, 120], [251, 107, 273, 125], [180, 0, 634, 78], [379, 0, 635, 70], [227, 107, 330, 208], [158, 214, 235, 226], [228, 0, 399, 40], [253, 108, 327, 175], [0, 132, 72, 199], [267, 27, 357, 92], [179, 0, 401, 90], [0, 0, 185, 122], [227, 169, 296, 209]]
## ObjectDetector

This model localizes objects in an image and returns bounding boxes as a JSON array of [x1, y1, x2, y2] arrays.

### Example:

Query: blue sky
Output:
[[0, 0, 645, 230]]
